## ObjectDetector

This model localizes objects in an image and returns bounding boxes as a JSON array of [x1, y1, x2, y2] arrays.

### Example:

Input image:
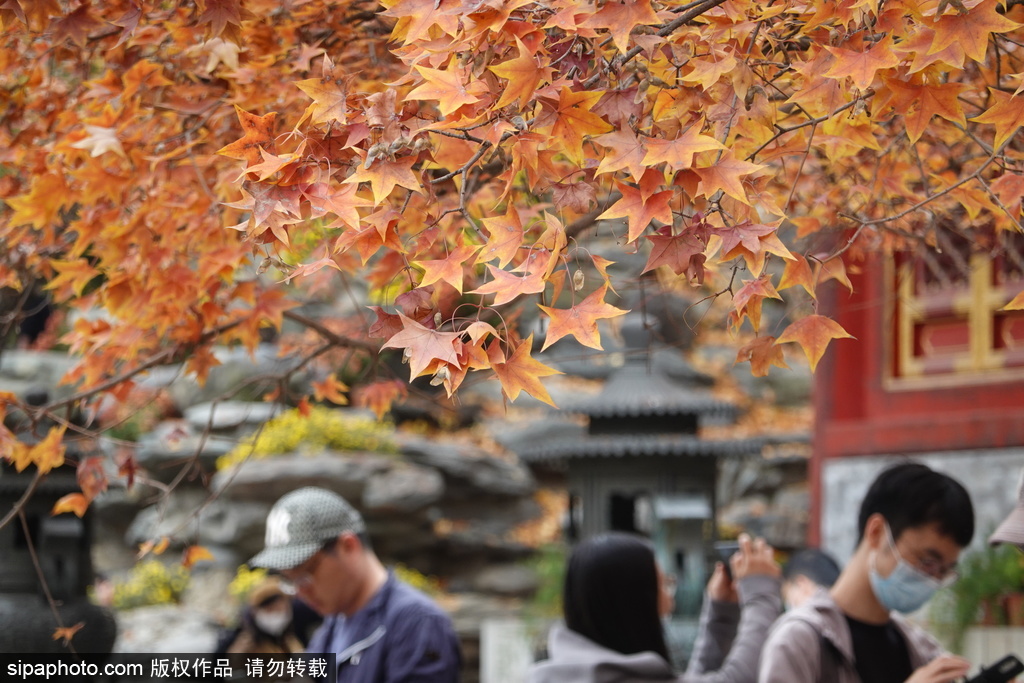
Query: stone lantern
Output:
[[0, 390, 117, 653], [510, 316, 764, 661]]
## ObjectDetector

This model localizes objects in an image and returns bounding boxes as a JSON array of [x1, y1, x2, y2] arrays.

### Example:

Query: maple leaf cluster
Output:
[[3, 0, 1024, 480]]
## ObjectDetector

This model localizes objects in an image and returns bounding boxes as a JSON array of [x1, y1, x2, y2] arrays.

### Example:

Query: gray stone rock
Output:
[[183, 401, 281, 433], [195, 500, 271, 558], [363, 464, 445, 513], [114, 604, 220, 654], [124, 489, 210, 548], [137, 343, 308, 410], [212, 452, 393, 503], [400, 438, 535, 497], [0, 350, 79, 400], [136, 420, 236, 481], [471, 564, 539, 598]]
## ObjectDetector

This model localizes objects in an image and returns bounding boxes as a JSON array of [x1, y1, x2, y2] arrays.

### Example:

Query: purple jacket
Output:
[[306, 573, 461, 682]]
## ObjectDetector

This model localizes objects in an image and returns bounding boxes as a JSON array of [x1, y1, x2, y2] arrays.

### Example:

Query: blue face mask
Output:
[[868, 524, 944, 613]]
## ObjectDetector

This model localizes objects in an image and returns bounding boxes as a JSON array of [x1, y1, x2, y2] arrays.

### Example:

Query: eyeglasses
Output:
[[280, 540, 335, 589], [884, 524, 958, 586]]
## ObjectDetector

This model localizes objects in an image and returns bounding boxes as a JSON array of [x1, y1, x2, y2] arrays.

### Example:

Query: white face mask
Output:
[[254, 610, 290, 635]]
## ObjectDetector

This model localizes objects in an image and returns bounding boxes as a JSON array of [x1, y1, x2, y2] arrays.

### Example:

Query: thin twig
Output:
[[19, 509, 77, 654], [0, 469, 44, 533]]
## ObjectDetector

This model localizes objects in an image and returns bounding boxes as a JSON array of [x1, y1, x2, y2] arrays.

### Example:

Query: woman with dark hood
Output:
[[528, 532, 782, 683]]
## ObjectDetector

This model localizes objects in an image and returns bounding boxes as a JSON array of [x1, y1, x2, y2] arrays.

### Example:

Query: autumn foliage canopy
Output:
[[3, 0, 1024, 484]]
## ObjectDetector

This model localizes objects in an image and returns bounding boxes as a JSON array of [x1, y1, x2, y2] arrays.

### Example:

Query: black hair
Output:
[[783, 548, 841, 587], [856, 461, 974, 547], [563, 532, 669, 662]]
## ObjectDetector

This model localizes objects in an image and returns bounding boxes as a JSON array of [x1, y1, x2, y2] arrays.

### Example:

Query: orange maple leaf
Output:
[[991, 172, 1024, 220], [549, 87, 613, 165], [778, 253, 817, 298], [381, 314, 464, 378], [713, 220, 780, 255], [216, 105, 278, 166], [45, 259, 100, 300], [381, 0, 460, 44], [776, 314, 854, 371], [77, 455, 108, 500], [883, 76, 967, 144], [52, 623, 85, 646], [538, 285, 628, 350], [182, 545, 215, 569], [51, 5, 104, 48], [110, 3, 143, 49], [488, 37, 551, 109], [295, 55, 354, 126], [196, 0, 246, 39], [971, 89, 1024, 151], [4, 172, 69, 230], [816, 257, 855, 292], [1004, 291, 1024, 311], [354, 380, 408, 419], [597, 180, 674, 243], [735, 336, 790, 377], [52, 493, 90, 518], [582, 0, 661, 54], [643, 231, 705, 276], [345, 154, 422, 205], [732, 276, 782, 332], [408, 62, 489, 117], [594, 128, 648, 182], [824, 35, 900, 90], [929, 0, 1021, 64], [479, 207, 525, 267], [695, 151, 765, 204], [492, 334, 562, 407], [137, 537, 170, 559], [24, 426, 66, 475], [414, 244, 480, 294], [472, 263, 547, 306], [642, 126, 725, 171], [312, 375, 349, 405]]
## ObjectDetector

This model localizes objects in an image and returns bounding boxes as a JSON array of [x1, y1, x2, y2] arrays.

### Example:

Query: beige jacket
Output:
[[757, 589, 945, 683]]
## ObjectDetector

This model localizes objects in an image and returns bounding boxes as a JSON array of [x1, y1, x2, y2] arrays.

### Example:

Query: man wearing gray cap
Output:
[[250, 487, 461, 682]]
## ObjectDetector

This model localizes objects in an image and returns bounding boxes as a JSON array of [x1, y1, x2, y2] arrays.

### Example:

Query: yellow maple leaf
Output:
[[25, 426, 66, 475]]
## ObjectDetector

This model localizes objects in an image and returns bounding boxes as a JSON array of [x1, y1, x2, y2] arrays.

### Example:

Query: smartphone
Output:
[[714, 541, 740, 581], [965, 654, 1024, 683]]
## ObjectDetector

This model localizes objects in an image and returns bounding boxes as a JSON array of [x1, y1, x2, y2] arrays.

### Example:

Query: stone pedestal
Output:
[[0, 594, 116, 653]]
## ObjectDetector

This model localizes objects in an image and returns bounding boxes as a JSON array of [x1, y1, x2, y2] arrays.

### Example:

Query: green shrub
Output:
[[111, 560, 190, 610], [931, 542, 1024, 651], [525, 543, 568, 619], [227, 565, 270, 602], [216, 405, 397, 470], [394, 564, 444, 596]]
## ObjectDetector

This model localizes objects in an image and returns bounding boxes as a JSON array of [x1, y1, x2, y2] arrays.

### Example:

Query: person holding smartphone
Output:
[[759, 462, 975, 683]]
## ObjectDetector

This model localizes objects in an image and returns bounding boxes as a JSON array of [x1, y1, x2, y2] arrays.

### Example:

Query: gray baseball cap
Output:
[[249, 487, 367, 571]]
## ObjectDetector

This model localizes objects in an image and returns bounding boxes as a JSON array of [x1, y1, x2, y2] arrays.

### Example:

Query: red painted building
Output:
[[812, 230, 1024, 546]]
